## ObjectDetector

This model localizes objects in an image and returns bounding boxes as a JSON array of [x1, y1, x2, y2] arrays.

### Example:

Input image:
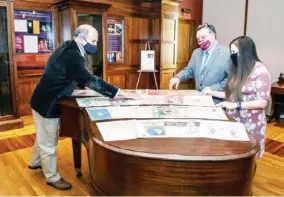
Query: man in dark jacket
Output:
[[28, 24, 132, 190]]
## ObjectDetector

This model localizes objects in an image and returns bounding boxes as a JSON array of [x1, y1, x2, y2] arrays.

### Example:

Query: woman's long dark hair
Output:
[[225, 36, 261, 102]]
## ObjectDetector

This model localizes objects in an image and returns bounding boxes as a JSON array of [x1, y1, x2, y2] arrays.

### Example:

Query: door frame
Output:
[[0, 1, 17, 119]]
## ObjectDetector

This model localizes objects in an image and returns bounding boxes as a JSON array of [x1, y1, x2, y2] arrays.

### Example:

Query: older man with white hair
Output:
[[29, 24, 133, 190]]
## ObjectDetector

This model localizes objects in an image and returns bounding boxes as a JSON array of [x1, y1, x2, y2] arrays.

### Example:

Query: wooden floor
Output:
[[0, 117, 284, 196]]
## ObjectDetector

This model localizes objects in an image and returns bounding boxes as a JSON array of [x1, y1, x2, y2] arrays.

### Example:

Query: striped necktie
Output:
[[84, 53, 93, 73], [201, 51, 209, 80]]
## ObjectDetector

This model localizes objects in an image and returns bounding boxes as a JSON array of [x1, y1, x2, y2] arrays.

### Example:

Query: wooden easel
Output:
[[136, 41, 158, 89]]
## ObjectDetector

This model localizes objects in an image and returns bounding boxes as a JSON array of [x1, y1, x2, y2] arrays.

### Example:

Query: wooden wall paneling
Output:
[[159, 0, 179, 89], [107, 74, 126, 89], [16, 75, 41, 116], [176, 19, 196, 90], [14, 0, 60, 4], [128, 43, 145, 66], [160, 68, 176, 90], [127, 16, 149, 65], [127, 16, 150, 89], [58, 6, 74, 43], [177, 19, 191, 71], [127, 16, 148, 40], [105, 0, 152, 17], [13, 1, 54, 11], [67, 3, 108, 16], [128, 71, 148, 89]]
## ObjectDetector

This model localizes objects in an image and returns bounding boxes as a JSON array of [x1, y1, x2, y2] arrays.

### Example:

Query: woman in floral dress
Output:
[[205, 36, 271, 158]]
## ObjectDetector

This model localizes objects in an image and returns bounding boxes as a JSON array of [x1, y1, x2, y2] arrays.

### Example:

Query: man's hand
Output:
[[201, 87, 212, 96], [169, 77, 180, 90], [216, 101, 238, 109]]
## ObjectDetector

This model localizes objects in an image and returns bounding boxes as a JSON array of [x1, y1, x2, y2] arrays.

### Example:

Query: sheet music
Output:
[[86, 105, 228, 121], [96, 120, 137, 142], [77, 95, 215, 107], [135, 119, 202, 138], [96, 119, 249, 142], [201, 120, 250, 141], [183, 96, 216, 107]]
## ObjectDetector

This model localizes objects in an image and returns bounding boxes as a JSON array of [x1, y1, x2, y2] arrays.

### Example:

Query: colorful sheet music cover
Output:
[[86, 108, 112, 121]]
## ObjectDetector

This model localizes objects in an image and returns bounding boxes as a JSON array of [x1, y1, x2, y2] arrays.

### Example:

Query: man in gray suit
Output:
[[169, 24, 232, 102]]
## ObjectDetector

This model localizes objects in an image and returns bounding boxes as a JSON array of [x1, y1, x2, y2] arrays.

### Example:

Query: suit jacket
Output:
[[176, 43, 232, 92], [31, 40, 118, 118]]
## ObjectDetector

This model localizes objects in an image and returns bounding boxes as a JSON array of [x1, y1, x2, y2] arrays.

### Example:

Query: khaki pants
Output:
[[30, 110, 61, 182]]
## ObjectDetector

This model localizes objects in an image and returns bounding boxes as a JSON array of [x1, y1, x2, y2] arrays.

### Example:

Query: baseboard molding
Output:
[[0, 119, 24, 132]]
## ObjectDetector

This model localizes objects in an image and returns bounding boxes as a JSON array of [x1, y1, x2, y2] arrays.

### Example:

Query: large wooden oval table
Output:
[[58, 98, 259, 196]]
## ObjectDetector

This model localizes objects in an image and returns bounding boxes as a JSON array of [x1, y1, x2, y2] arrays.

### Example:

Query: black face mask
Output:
[[84, 42, 97, 54], [230, 53, 238, 66]]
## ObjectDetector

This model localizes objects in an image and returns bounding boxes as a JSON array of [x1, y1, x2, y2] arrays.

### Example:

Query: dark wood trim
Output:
[[17, 73, 43, 78], [243, 0, 248, 35], [2, 2, 18, 118], [53, 7, 60, 48], [0, 118, 23, 132], [129, 39, 160, 44], [102, 12, 107, 81], [200, 0, 204, 25], [73, 7, 105, 16], [128, 12, 151, 18], [55, 0, 111, 11], [70, 7, 76, 36], [0, 115, 14, 122], [13, 1, 54, 11]]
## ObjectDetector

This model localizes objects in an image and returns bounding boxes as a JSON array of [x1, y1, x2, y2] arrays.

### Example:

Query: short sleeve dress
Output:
[[227, 62, 271, 158]]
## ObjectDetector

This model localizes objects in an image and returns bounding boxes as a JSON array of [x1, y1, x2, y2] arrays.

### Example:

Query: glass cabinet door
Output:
[[0, 5, 13, 117]]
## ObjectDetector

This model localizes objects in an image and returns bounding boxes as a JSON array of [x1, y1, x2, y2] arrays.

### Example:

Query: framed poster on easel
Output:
[[136, 41, 158, 89]]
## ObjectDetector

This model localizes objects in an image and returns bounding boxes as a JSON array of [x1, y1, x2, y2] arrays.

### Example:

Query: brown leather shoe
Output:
[[47, 178, 72, 190], [28, 165, 42, 170]]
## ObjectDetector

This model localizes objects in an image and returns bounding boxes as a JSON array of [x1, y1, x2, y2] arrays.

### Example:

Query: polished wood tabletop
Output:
[[59, 97, 259, 196], [271, 82, 284, 94]]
